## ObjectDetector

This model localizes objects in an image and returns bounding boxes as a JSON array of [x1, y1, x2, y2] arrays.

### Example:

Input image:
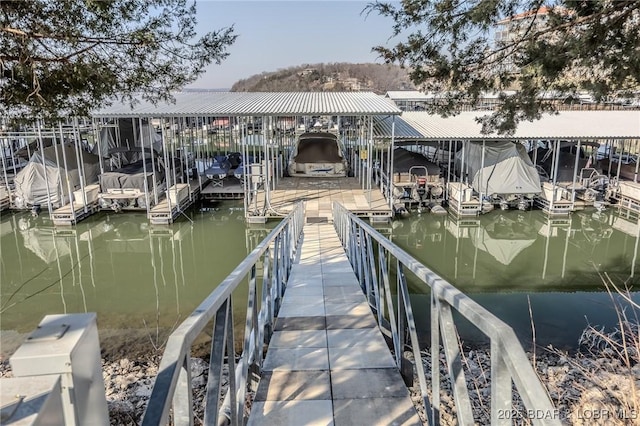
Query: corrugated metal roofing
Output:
[[93, 92, 401, 117], [373, 115, 424, 140], [374, 111, 640, 140]]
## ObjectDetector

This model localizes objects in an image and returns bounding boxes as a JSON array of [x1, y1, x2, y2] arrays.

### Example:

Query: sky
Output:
[[188, 1, 402, 89]]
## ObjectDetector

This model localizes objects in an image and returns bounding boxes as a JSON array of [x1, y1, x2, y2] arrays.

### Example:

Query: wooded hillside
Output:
[[230, 63, 415, 93]]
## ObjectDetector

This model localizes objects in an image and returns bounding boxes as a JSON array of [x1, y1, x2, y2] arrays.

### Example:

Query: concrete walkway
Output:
[[247, 222, 421, 426]]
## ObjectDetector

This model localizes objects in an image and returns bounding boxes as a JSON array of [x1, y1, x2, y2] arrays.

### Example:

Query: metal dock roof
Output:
[[93, 92, 402, 118], [374, 110, 640, 140]]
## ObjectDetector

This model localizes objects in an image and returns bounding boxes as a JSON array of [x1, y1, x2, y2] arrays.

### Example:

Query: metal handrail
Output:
[[333, 202, 561, 426], [141, 202, 305, 426]]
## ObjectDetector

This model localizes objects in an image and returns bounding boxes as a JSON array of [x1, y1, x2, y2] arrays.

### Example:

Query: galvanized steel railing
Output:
[[332, 202, 561, 426], [141, 202, 305, 426]]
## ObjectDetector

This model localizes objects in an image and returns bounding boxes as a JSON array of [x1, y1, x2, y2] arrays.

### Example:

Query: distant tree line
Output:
[[230, 63, 415, 93]]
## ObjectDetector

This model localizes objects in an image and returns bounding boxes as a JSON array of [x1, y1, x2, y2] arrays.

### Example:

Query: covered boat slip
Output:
[[0, 125, 107, 224], [374, 110, 640, 216], [376, 147, 445, 214], [1, 116, 207, 225], [3, 95, 639, 223], [93, 92, 402, 223]]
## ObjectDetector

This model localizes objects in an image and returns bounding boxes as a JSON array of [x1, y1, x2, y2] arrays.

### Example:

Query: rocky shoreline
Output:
[[1, 327, 637, 425], [406, 347, 639, 425]]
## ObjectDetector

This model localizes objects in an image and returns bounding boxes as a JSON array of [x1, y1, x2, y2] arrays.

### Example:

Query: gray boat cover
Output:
[[456, 141, 541, 196], [292, 132, 343, 163], [16, 138, 54, 160], [14, 145, 100, 207], [383, 147, 441, 176], [98, 159, 160, 193], [93, 118, 162, 163]]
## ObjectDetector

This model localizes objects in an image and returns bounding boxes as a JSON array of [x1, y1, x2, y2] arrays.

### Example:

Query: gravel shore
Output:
[[1, 328, 638, 425], [407, 346, 639, 425]]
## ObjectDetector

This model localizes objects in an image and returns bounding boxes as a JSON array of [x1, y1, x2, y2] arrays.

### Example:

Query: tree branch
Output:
[[1, 26, 147, 47]]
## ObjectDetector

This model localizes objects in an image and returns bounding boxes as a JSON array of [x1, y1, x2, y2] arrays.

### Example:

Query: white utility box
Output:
[[0, 375, 64, 425], [10, 313, 109, 426], [448, 182, 473, 202], [542, 182, 563, 202], [167, 183, 190, 205], [72, 184, 100, 205]]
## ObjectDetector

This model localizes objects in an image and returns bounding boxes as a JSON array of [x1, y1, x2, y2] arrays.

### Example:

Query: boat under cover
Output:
[[455, 141, 542, 196], [205, 152, 244, 180], [287, 132, 348, 177], [383, 147, 441, 176], [381, 147, 445, 213], [530, 146, 591, 183], [13, 144, 100, 208]]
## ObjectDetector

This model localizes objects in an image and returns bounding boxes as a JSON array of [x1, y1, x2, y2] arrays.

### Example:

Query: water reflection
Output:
[[3, 205, 639, 357], [388, 209, 640, 349], [0, 205, 272, 359], [469, 214, 537, 266], [390, 209, 640, 289]]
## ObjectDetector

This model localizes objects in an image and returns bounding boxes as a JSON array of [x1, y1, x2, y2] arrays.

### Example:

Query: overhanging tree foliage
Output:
[[366, 0, 640, 133], [1, 0, 236, 121]]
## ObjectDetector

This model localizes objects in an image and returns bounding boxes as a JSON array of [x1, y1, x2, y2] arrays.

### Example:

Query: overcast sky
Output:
[[188, 1, 401, 89]]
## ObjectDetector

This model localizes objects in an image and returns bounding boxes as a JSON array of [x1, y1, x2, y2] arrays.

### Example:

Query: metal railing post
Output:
[[173, 356, 193, 426], [491, 341, 512, 426], [204, 300, 230, 426], [330, 203, 561, 426], [141, 203, 304, 426]]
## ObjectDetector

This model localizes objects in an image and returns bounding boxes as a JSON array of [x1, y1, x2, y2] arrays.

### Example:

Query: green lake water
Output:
[[387, 208, 640, 350], [1, 204, 638, 359], [0, 202, 272, 359]]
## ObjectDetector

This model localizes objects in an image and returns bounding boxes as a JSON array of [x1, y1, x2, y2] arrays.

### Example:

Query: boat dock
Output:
[[248, 177, 392, 223], [148, 180, 203, 225], [51, 201, 100, 226], [200, 178, 244, 201], [51, 184, 101, 226], [49, 180, 206, 226], [247, 220, 420, 425], [610, 181, 640, 214]]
